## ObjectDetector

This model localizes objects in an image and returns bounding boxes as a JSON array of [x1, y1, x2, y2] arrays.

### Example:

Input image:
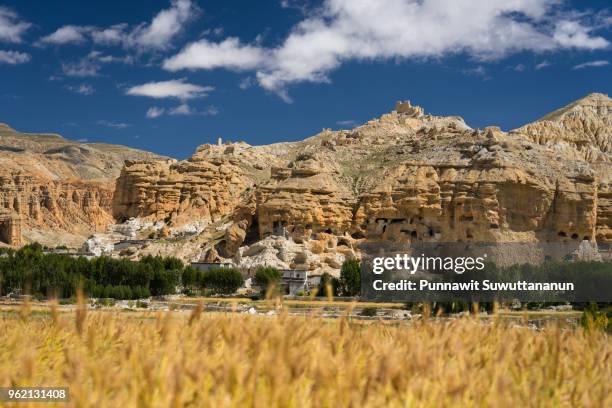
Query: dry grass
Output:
[[0, 305, 610, 407]]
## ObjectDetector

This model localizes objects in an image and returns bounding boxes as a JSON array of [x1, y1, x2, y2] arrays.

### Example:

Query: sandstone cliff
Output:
[[111, 95, 611, 272], [0, 124, 163, 246]]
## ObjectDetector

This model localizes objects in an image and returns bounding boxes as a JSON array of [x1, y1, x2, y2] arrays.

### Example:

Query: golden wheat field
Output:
[[0, 303, 610, 408]]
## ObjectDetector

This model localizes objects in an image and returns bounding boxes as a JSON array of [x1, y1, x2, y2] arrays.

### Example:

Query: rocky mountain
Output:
[[2, 94, 610, 275], [0, 124, 164, 246], [109, 93, 611, 274]]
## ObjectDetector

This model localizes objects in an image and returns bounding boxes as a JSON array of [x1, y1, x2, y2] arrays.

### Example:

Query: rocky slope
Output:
[[0, 124, 163, 246], [111, 94, 611, 273]]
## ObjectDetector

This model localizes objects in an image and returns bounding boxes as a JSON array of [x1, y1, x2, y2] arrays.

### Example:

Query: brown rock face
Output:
[[512, 93, 611, 158], [112, 144, 258, 226], [0, 124, 164, 246], [256, 154, 355, 240], [112, 94, 611, 263], [0, 210, 22, 246], [0, 172, 114, 235]]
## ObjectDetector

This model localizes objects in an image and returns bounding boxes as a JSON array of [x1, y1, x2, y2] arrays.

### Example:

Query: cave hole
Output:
[[243, 216, 260, 246], [337, 238, 350, 247]]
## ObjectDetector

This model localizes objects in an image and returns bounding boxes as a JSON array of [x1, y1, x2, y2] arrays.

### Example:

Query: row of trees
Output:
[[0, 244, 183, 299], [0, 244, 364, 300], [182, 267, 244, 295]]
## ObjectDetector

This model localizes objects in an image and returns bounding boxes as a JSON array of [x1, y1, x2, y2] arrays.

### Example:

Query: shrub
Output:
[[360, 307, 378, 317], [201, 268, 244, 294], [580, 303, 611, 333]]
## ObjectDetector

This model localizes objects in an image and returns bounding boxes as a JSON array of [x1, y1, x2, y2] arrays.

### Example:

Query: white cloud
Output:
[[279, 0, 310, 14], [87, 50, 133, 64], [573, 60, 609, 69], [126, 79, 213, 99], [36, 0, 198, 50], [163, 0, 611, 101], [163, 38, 266, 71], [60, 51, 132, 77], [146, 107, 165, 118], [98, 120, 131, 129], [0, 50, 30, 64], [0, 7, 30, 43], [91, 24, 128, 45], [202, 105, 219, 116], [146, 104, 218, 117], [168, 103, 193, 115], [62, 59, 100, 77], [513, 64, 526, 72], [127, 0, 198, 50], [535, 60, 551, 70], [553, 20, 610, 50], [337, 119, 356, 127], [67, 84, 95, 95], [239, 76, 255, 90], [462, 66, 487, 76], [37, 25, 90, 46]]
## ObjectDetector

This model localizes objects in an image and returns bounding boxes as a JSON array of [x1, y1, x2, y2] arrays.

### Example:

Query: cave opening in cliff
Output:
[[215, 240, 231, 259], [243, 216, 260, 246], [337, 238, 350, 247], [0, 220, 9, 245], [351, 231, 365, 239]]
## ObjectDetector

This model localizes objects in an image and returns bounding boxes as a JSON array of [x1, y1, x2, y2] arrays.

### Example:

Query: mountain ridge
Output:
[[1, 93, 610, 275]]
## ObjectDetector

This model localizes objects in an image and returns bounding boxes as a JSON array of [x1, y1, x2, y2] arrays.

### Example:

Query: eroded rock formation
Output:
[[3, 94, 610, 268], [111, 94, 611, 272], [0, 124, 164, 246]]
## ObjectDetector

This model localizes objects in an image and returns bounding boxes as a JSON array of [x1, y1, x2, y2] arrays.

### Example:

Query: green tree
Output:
[[201, 268, 243, 294], [182, 267, 198, 290], [149, 270, 180, 296], [254, 266, 282, 296], [317, 272, 339, 297], [339, 259, 361, 297]]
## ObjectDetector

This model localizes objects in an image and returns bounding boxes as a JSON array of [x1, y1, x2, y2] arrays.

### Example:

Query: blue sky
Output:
[[0, 0, 610, 158]]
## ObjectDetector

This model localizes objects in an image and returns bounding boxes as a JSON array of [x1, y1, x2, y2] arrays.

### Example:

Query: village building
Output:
[[190, 261, 233, 272]]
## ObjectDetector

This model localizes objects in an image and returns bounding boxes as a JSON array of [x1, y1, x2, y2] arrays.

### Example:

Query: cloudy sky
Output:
[[1, 0, 611, 158]]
